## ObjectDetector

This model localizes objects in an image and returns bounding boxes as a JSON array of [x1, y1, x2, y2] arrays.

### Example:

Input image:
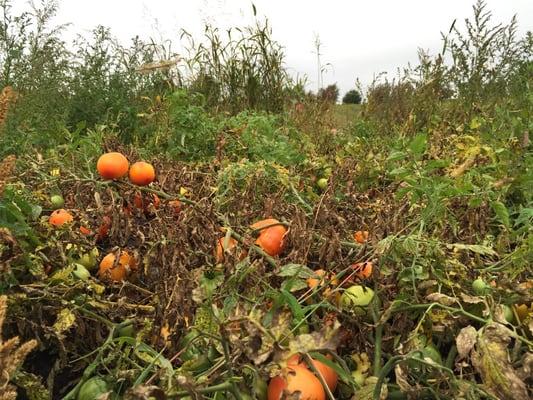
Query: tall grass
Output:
[[0, 0, 305, 158], [362, 0, 531, 135], [181, 17, 296, 114]]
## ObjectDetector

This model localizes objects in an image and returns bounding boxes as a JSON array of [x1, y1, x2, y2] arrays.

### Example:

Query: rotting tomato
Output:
[[169, 199, 182, 214], [98, 250, 135, 282], [49, 209, 73, 227], [133, 192, 160, 212], [96, 216, 112, 241], [352, 261, 373, 279], [255, 225, 287, 257], [353, 230, 369, 244], [79, 226, 92, 236], [215, 237, 237, 263]]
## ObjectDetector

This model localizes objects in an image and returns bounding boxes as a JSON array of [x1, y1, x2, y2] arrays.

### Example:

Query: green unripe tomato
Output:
[[472, 278, 491, 296], [502, 304, 514, 324], [340, 285, 375, 314], [77, 377, 109, 400], [72, 263, 91, 280], [317, 178, 328, 190], [50, 194, 65, 209], [323, 167, 333, 177]]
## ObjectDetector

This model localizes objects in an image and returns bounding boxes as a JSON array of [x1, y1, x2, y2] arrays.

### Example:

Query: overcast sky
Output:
[[21, 0, 533, 95]]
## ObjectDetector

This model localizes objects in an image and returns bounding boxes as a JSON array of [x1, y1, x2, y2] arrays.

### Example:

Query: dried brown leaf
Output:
[[286, 319, 341, 356], [460, 293, 485, 304], [426, 292, 457, 306], [455, 325, 477, 360]]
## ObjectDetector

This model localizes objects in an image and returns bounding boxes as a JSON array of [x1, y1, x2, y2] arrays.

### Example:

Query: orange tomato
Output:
[[98, 250, 135, 282], [97, 152, 129, 180], [49, 209, 73, 227], [255, 225, 287, 256], [352, 262, 373, 279], [309, 358, 338, 392], [287, 354, 301, 365], [215, 237, 237, 263], [353, 230, 369, 244], [267, 365, 325, 400], [286, 353, 338, 393], [129, 161, 155, 186]]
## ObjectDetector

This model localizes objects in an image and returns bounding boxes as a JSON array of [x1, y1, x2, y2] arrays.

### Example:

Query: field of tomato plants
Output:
[[0, 1, 531, 399]]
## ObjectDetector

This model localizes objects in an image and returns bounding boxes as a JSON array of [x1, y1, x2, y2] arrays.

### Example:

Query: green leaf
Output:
[[30, 205, 42, 220], [447, 243, 497, 256], [398, 265, 429, 283], [491, 200, 510, 228], [514, 207, 533, 227], [387, 150, 407, 162], [311, 352, 353, 384], [281, 278, 308, 292], [277, 263, 315, 279], [280, 289, 305, 325], [388, 167, 409, 177], [48, 266, 75, 284], [408, 133, 427, 156]]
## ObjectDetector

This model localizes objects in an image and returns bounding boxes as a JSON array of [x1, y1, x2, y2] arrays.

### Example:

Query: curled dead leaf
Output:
[[455, 325, 477, 360], [426, 292, 457, 306]]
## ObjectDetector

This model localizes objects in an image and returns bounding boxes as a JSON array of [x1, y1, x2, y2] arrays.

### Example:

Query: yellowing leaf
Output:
[[53, 308, 76, 335], [48, 266, 75, 284], [88, 281, 105, 295], [471, 323, 529, 400]]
